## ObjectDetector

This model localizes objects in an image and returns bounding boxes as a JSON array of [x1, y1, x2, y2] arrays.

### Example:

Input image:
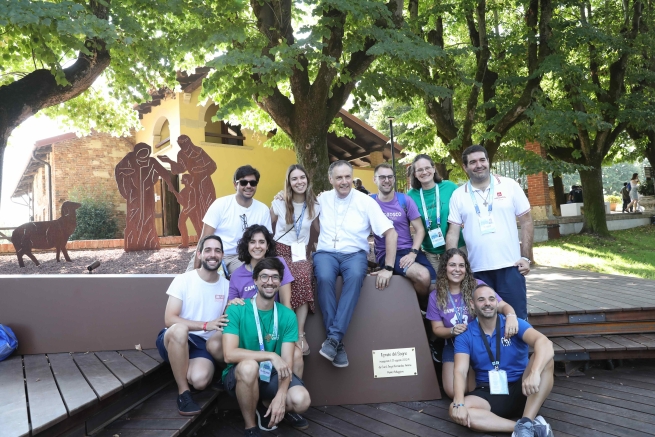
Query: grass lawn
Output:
[[533, 225, 655, 279]]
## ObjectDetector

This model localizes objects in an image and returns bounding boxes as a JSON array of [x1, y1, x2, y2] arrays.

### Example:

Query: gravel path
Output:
[[0, 247, 196, 275]]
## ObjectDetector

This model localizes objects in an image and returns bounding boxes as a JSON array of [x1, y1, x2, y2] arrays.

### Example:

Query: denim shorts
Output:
[[442, 340, 455, 363]]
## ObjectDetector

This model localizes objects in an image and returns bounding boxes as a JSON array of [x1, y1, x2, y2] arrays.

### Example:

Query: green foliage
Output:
[[638, 179, 655, 196], [604, 195, 621, 204], [68, 186, 118, 240]]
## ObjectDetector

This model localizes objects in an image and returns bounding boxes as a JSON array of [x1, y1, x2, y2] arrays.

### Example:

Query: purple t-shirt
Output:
[[426, 280, 500, 328], [373, 193, 421, 264], [228, 256, 294, 301]]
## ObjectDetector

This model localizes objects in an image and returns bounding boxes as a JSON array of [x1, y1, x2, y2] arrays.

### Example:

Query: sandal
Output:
[[296, 333, 310, 356]]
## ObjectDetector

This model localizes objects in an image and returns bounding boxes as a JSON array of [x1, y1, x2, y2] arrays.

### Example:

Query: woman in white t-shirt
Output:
[[270, 164, 321, 355]]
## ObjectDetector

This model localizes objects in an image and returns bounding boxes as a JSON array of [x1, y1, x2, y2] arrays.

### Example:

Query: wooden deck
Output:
[[197, 362, 655, 437]]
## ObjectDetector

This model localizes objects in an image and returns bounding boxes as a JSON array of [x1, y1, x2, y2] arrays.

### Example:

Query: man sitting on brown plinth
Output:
[[155, 235, 230, 415]]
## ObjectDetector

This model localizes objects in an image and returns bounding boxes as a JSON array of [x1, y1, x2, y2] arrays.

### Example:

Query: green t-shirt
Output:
[[407, 180, 465, 255], [222, 298, 298, 379]]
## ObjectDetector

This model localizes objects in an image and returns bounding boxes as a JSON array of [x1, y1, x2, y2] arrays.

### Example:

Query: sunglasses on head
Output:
[[237, 179, 258, 187]]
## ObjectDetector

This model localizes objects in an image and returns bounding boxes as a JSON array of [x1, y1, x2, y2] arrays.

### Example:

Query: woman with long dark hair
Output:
[[427, 248, 518, 398], [628, 172, 640, 213], [270, 164, 321, 355]]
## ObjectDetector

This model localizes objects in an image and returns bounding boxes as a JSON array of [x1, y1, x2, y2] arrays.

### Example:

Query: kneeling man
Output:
[[223, 257, 311, 436], [156, 235, 230, 415], [451, 284, 555, 437]]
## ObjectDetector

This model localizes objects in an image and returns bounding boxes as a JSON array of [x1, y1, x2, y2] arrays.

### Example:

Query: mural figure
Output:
[[12, 201, 82, 267], [159, 135, 217, 248], [115, 143, 179, 251]]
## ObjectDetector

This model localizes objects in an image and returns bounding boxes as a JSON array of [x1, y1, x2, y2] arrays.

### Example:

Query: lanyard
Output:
[[447, 291, 465, 325], [479, 316, 501, 370], [468, 177, 494, 215], [419, 184, 440, 229], [252, 296, 278, 352], [294, 203, 307, 240]]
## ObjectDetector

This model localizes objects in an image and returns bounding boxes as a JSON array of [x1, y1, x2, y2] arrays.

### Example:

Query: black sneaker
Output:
[[285, 412, 309, 430], [332, 342, 349, 367], [244, 426, 261, 436], [255, 401, 277, 431], [319, 337, 338, 361], [177, 390, 201, 416]]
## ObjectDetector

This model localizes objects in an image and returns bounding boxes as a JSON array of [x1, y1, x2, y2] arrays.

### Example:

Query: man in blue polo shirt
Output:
[[451, 284, 555, 437]]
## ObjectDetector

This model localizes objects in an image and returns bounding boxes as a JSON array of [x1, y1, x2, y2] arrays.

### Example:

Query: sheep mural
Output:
[[12, 201, 82, 267]]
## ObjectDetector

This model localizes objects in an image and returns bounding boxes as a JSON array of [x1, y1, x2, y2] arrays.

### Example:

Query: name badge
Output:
[[478, 215, 496, 235], [291, 242, 306, 262], [259, 360, 273, 382], [488, 369, 509, 394], [428, 228, 445, 247]]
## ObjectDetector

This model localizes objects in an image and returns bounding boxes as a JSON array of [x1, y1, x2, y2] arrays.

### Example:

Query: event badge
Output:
[[259, 360, 272, 382], [488, 369, 509, 394], [478, 215, 496, 235], [428, 228, 446, 247], [291, 242, 306, 262]]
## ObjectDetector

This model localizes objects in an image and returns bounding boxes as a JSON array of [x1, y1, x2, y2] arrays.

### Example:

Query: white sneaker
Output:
[[533, 415, 554, 437]]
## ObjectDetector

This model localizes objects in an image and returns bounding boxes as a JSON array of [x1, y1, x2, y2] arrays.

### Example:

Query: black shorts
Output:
[[223, 364, 305, 400], [468, 380, 527, 419]]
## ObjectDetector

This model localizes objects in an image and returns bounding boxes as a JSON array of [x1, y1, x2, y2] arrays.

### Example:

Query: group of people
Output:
[[155, 145, 555, 437]]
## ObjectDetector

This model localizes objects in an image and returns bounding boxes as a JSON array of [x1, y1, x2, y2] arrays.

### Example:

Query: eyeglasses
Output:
[[237, 179, 258, 187], [240, 214, 248, 231], [415, 166, 433, 174], [376, 175, 395, 181], [258, 274, 281, 282]]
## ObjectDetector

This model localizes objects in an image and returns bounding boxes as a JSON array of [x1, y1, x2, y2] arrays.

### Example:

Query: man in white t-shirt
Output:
[[445, 145, 534, 319], [193, 165, 272, 274], [314, 160, 397, 368], [156, 235, 230, 416]]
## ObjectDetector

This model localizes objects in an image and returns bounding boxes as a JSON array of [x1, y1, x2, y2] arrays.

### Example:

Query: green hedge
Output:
[[69, 186, 119, 240]]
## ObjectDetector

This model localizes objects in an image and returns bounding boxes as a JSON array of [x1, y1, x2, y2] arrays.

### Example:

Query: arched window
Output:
[[204, 104, 244, 146], [155, 119, 171, 149]]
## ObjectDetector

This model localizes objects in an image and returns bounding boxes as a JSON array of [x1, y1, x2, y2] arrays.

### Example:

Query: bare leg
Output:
[[293, 346, 304, 379], [163, 324, 191, 394], [205, 331, 224, 362], [187, 358, 214, 390], [235, 360, 260, 429], [405, 263, 431, 309], [450, 395, 515, 433], [442, 363, 477, 399], [522, 357, 555, 420], [295, 303, 309, 353], [285, 386, 311, 414]]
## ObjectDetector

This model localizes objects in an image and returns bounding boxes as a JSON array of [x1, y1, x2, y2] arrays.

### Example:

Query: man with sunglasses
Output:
[[371, 163, 436, 309], [195, 165, 272, 274]]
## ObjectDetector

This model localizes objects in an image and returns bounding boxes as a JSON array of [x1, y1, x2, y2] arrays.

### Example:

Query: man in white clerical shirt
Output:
[[314, 160, 398, 368]]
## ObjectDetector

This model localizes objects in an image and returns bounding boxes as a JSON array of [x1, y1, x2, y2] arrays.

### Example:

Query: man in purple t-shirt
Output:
[[372, 163, 437, 308]]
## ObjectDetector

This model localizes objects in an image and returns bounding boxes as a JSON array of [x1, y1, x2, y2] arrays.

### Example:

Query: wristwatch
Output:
[[521, 256, 532, 264], [410, 248, 420, 255], [384, 265, 394, 272]]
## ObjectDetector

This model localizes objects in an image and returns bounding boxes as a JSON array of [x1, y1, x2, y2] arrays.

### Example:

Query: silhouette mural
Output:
[[159, 135, 217, 248], [115, 143, 180, 251], [12, 201, 82, 267]]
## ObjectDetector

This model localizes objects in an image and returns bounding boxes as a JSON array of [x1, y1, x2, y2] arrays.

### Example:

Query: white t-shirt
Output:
[[202, 194, 272, 255], [271, 199, 321, 246], [317, 189, 393, 253], [448, 175, 531, 272], [166, 270, 230, 340]]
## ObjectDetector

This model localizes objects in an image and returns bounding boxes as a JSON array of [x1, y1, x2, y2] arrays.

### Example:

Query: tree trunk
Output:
[[579, 165, 611, 236], [646, 131, 655, 170], [290, 121, 332, 193], [552, 174, 564, 213], [0, 141, 5, 212]]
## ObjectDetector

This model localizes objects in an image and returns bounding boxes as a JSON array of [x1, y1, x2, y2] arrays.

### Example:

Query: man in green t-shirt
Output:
[[223, 257, 311, 436]]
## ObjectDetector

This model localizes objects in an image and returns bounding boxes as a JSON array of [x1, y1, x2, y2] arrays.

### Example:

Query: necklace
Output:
[[332, 191, 354, 248], [474, 187, 491, 207]]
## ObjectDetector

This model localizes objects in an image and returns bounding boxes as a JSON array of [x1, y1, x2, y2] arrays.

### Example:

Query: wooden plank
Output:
[[143, 348, 164, 363], [0, 356, 30, 437], [343, 404, 453, 437], [23, 354, 68, 434], [383, 402, 492, 437], [95, 430, 179, 437], [586, 336, 626, 351], [558, 375, 655, 400], [48, 352, 98, 415], [538, 405, 644, 437], [118, 350, 161, 375], [550, 387, 655, 418], [73, 352, 122, 400], [551, 337, 585, 353], [96, 351, 143, 386], [316, 405, 415, 437], [566, 337, 605, 352], [303, 407, 378, 437], [604, 335, 648, 351], [104, 418, 190, 430]]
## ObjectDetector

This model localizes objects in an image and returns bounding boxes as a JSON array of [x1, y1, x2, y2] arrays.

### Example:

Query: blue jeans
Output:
[[313, 250, 368, 342]]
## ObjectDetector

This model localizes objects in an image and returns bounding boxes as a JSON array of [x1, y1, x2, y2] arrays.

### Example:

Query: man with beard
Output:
[[156, 235, 230, 415], [223, 257, 311, 436], [371, 163, 436, 308], [314, 160, 397, 367], [451, 284, 554, 437], [192, 165, 272, 273], [445, 145, 534, 320]]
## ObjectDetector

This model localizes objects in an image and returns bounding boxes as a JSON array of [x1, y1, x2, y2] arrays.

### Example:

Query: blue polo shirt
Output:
[[454, 314, 531, 385]]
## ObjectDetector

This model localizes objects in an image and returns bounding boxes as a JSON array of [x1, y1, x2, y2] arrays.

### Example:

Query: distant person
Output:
[[621, 182, 631, 213], [627, 173, 640, 213], [353, 178, 370, 194], [568, 185, 583, 203]]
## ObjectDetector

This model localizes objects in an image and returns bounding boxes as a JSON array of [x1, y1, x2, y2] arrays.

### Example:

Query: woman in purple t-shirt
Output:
[[427, 248, 518, 398]]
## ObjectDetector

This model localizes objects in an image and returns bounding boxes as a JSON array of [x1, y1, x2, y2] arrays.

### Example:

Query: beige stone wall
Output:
[[42, 132, 135, 236], [33, 164, 50, 221]]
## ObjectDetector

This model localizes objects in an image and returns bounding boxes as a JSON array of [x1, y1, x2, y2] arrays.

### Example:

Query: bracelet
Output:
[[202, 322, 208, 331], [450, 327, 455, 336], [452, 403, 465, 408]]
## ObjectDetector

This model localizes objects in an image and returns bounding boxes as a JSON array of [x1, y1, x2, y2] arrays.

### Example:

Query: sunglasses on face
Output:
[[237, 179, 258, 187]]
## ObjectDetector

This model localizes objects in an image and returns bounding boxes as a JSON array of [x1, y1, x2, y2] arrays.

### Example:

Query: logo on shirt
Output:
[[385, 212, 403, 218], [215, 295, 225, 302], [244, 284, 257, 293], [496, 191, 505, 199], [502, 337, 512, 347]]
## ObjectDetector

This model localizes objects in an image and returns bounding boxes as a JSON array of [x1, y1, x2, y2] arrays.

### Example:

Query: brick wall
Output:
[[525, 141, 550, 207], [37, 132, 135, 236]]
